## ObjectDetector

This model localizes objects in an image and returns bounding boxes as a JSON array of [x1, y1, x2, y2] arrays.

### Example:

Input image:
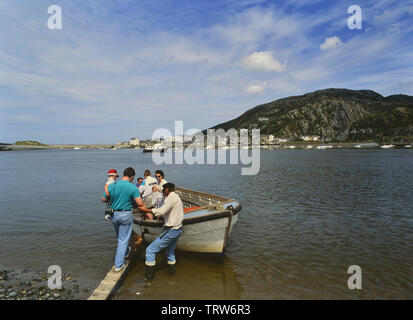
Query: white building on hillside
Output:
[[129, 137, 140, 146], [300, 135, 320, 141]]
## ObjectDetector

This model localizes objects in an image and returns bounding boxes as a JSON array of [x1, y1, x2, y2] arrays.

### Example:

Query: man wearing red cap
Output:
[[107, 169, 118, 184], [103, 169, 119, 220]]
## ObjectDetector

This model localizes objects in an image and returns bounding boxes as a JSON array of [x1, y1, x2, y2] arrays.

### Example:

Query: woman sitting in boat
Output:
[[152, 169, 167, 208]]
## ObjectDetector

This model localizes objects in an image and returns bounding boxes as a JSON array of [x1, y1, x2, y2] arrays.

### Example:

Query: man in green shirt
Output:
[[102, 167, 144, 272]]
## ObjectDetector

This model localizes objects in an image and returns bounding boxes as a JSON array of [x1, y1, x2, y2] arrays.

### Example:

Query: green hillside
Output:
[[210, 88, 413, 142]]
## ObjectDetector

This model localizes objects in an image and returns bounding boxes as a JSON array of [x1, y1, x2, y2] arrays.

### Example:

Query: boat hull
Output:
[[142, 148, 165, 153], [133, 214, 238, 253], [133, 187, 241, 253]]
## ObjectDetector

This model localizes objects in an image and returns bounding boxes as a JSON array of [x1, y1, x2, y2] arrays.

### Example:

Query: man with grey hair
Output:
[[140, 169, 157, 208]]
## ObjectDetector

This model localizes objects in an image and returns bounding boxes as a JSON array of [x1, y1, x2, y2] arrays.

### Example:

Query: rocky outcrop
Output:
[[211, 88, 413, 141]]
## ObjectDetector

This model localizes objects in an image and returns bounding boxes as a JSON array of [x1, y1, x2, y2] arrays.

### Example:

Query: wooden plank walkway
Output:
[[87, 259, 131, 300], [88, 233, 142, 300]]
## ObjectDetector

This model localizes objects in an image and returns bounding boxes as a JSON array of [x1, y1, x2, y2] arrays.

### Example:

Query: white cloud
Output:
[[245, 80, 267, 94], [2, 1, 412, 143], [241, 51, 286, 72], [320, 36, 343, 51]]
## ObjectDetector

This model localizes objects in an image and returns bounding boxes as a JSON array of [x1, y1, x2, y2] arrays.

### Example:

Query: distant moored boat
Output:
[[354, 142, 380, 149], [317, 145, 333, 150], [142, 144, 165, 153]]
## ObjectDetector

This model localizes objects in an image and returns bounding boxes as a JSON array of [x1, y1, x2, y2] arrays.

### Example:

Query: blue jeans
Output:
[[111, 211, 133, 268], [146, 228, 182, 266]]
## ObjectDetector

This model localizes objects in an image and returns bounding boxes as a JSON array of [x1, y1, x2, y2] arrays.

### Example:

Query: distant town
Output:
[[2, 133, 412, 151]]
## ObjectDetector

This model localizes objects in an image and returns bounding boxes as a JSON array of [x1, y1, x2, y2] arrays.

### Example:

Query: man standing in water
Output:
[[102, 167, 144, 272], [139, 183, 183, 282]]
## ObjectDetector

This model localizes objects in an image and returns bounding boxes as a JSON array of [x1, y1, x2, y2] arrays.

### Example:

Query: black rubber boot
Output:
[[136, 265, 156, 286], [145, 265, 156, 282], [167, 263, 176, 275]]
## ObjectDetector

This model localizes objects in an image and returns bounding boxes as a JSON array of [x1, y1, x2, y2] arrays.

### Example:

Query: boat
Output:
[[317, 145, 333, 150], [74, 147, 81, 150], [405, 144, 412, 148], [132, 187, 241, 253], [354, 142, 379, 149], [142, 144, 165, 153], [380, 144, 395, 149]]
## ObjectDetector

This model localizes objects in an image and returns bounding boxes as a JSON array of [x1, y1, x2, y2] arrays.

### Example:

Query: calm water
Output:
[[1, 148, 412, 299]]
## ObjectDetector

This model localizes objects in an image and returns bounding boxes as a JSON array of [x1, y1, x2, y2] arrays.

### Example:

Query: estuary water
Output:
[[0, 148, 412, 299]]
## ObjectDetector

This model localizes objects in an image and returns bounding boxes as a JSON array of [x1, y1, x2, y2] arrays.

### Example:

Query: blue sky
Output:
[[1, 0, 412, 144]]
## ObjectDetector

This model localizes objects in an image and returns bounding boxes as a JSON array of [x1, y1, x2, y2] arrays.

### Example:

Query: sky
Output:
[[1, 0, 413, 144]]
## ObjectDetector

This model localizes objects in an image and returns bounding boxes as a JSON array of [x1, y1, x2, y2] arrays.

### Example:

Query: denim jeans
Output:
[[111, 211, 133, 268], [146, 228, 182, 265]]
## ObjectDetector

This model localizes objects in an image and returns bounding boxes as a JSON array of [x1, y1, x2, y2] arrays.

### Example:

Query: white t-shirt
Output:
[[141, 176, 157, 200], [106, 177, 116, 185], [154, 179, 167, 207]]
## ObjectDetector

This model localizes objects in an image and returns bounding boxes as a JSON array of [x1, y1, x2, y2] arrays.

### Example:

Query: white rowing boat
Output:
[[132, 187, 241, 253]]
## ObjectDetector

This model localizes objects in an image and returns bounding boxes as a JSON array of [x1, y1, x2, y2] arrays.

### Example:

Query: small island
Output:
[[14, 140, 47, 146]]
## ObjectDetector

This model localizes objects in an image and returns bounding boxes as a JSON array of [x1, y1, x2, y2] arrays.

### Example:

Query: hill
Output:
[[14, 140, 47, 146], [210, 88, 413, 142]]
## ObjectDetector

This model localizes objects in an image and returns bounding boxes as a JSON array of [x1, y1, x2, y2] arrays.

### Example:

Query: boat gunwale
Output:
[[175, 187, 230, 202], [134, 205, 241, 227], [179, 199, 238, 214], [133, 186, 241, 227]]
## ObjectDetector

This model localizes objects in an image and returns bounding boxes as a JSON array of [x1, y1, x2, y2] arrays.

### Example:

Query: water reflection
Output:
[[113, 245, 243, 300]]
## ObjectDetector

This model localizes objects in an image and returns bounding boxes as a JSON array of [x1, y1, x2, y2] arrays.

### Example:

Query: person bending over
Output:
[[139, 182, 183, 282]]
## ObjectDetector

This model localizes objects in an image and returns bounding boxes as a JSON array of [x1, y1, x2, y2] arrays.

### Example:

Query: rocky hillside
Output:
[[211, 89, 413, 142]]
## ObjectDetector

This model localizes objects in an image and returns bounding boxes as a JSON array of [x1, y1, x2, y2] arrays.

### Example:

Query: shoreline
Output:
[[0, 268, 92, 300], [1, 142, 412, 152], [0, 144, 114, 151]]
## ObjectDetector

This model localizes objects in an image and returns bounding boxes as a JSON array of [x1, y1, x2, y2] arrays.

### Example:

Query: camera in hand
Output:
[[105, 208, 114, 216]]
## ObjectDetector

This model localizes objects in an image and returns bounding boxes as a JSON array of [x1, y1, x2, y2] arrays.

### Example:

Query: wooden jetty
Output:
[[87, 260, 131, 300], [88, 234, 142, 300]]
